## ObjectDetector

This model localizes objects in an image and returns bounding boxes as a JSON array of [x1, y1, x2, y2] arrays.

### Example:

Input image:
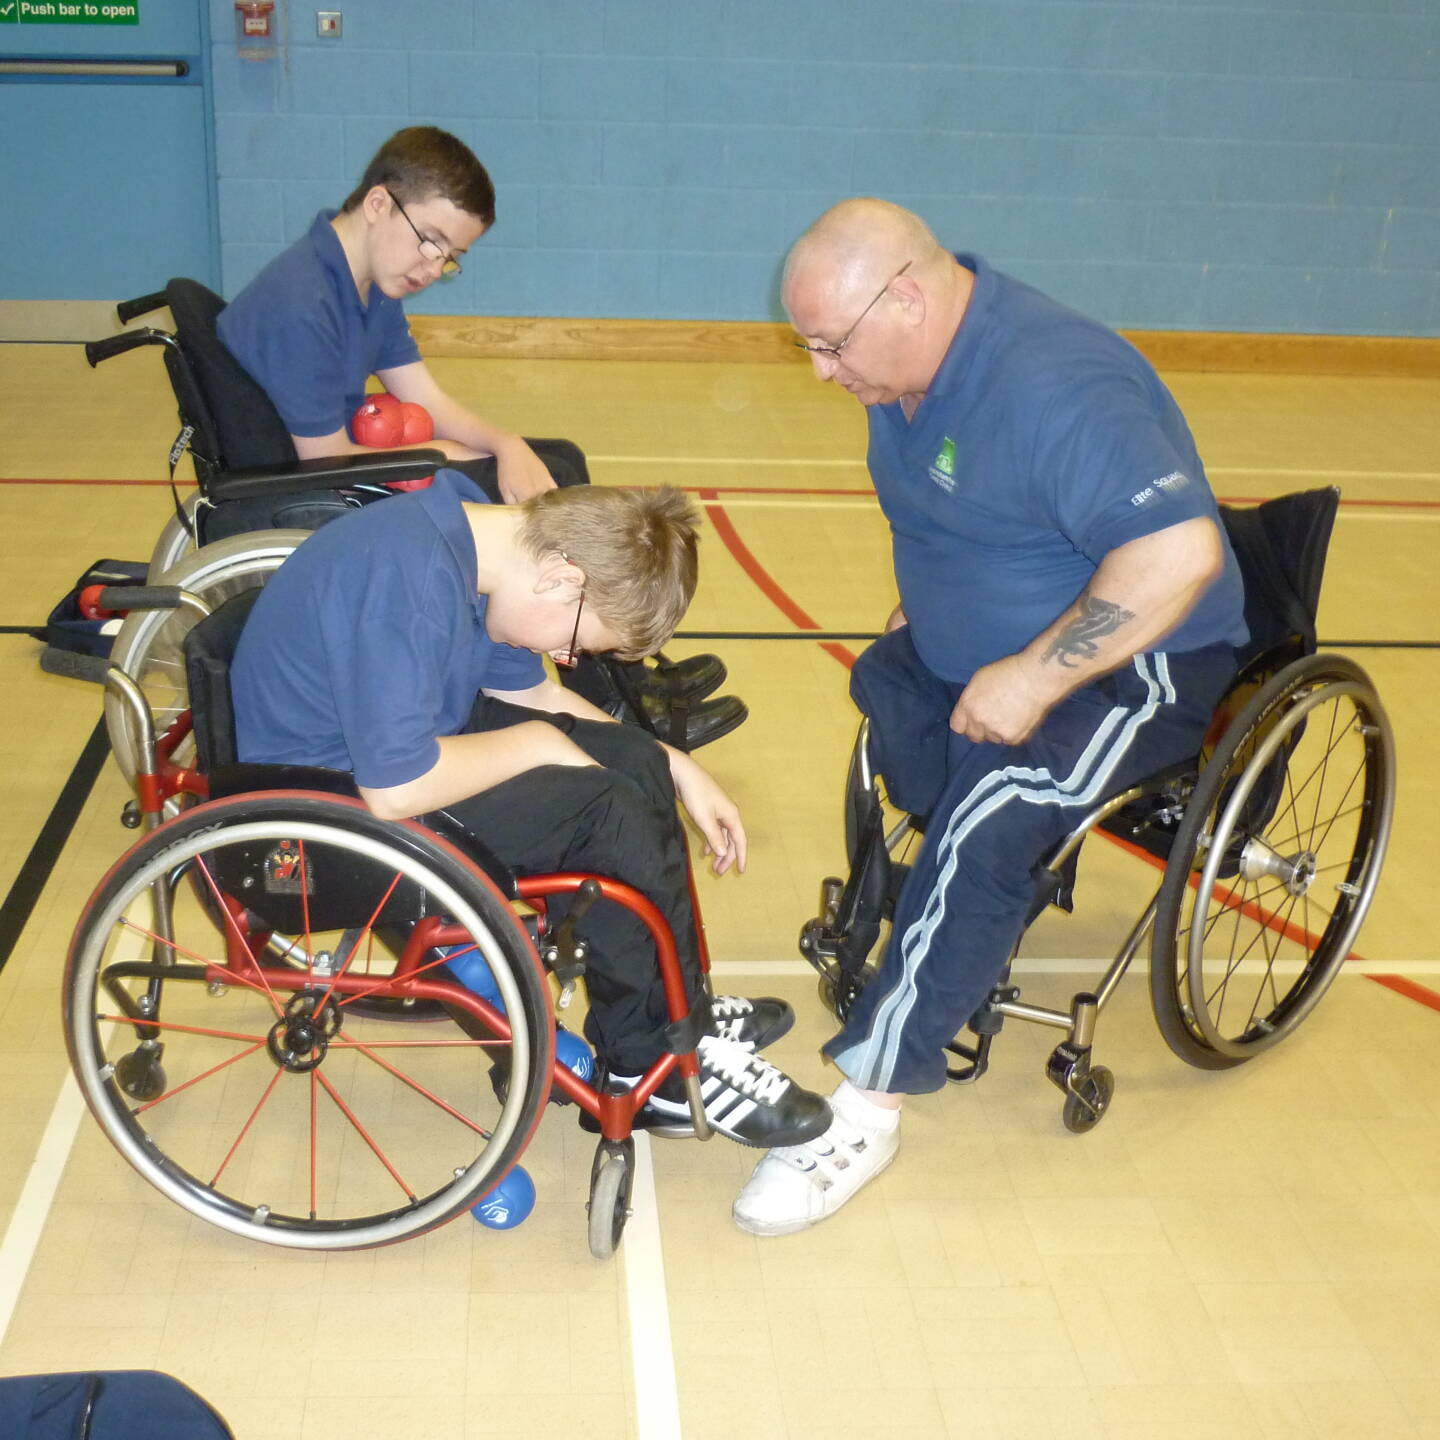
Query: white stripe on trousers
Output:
[[841, 653, 1177, 1090]]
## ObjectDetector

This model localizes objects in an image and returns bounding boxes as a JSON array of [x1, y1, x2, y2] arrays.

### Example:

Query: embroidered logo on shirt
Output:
[[1129, 470, 1190, 507], [928, 436, 958, 494]]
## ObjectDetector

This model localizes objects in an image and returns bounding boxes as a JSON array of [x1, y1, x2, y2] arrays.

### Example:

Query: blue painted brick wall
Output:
[[209, 0, 1440, 335]]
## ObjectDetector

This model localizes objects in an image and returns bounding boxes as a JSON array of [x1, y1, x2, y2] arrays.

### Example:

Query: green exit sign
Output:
[[2, 0, 140, 21]]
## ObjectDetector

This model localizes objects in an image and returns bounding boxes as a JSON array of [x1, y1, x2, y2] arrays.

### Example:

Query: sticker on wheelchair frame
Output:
[[263, 839, 313, 897]]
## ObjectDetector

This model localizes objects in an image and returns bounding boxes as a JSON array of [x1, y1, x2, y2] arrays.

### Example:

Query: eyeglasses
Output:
[[794, 260, 912, 358], [553, 589, 586, 670], [386, 189, 462, 280]]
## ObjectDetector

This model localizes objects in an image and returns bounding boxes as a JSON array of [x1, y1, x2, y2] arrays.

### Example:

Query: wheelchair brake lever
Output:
[[541, 878, 602, 1010]]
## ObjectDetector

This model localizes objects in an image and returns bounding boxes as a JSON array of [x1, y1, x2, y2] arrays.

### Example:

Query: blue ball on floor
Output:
[[472, 1165, 536, 1229]]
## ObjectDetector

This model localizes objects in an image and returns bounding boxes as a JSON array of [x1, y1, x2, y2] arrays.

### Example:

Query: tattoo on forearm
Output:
[[1043, 593, 1136, 669]]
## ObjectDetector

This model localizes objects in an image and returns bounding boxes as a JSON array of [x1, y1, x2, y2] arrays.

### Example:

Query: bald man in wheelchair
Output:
[[732, 199, 1247, 1236]]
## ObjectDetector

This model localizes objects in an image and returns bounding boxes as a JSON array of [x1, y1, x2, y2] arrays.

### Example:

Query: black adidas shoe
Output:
[[710, 994, 794, 1051], [581, 1035, 830, 1148], [646, 1035, 830, 1148]]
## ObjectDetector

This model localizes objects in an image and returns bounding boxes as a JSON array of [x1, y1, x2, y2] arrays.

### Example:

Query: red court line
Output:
[[704, 493, 1439, 1014], [1367, 974, 1440, 1014], [700, 490, 858, 668]]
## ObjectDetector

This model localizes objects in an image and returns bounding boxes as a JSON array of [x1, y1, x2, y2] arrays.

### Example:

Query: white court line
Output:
[[709, 958, 1440, 977], [621, 1132, 682, 1440], [0, 1073, 89, 1348]]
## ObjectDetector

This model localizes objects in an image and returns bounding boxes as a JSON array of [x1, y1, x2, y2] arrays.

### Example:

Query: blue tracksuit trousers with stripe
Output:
[[824, 627, 1236, 1094]]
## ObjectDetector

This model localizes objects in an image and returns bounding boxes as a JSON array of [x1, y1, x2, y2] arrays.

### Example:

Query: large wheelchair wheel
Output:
[[64, 792, 554, 1249], [105, 530, 309, 785], [1151, 654, 1394, 1068]]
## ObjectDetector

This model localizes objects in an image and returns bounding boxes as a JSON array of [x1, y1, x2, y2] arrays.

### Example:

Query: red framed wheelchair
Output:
[[65, 585, 720, 1260]]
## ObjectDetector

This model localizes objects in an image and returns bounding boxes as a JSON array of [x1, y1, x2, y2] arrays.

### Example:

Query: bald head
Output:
[[783, 199, 947, 316], [783, 199, 973, 409]]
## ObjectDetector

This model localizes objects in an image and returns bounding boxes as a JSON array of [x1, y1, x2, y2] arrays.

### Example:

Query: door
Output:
[[0, 1, 216, 300]]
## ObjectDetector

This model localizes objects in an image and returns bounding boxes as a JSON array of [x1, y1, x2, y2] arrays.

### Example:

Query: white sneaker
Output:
[[732, 1084, 899, 1236]]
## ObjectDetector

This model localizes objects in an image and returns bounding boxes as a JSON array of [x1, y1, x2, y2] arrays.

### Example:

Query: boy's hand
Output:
[[667, 750, 748, 876], [496, 436, 559, 504]]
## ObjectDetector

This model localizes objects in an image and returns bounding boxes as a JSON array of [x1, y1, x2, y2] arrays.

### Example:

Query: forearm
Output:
[[949, 517, 1224, 745], [358, 722, 592, 819], [1024, 518, 1223, 705]]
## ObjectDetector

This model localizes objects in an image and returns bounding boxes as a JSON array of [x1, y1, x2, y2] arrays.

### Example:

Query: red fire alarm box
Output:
[[236, 2, 277, 61]]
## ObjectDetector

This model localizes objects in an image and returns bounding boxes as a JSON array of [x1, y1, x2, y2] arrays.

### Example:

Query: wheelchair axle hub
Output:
[[1238, 838, 1317, 897], [266, 991, 342, 1072]]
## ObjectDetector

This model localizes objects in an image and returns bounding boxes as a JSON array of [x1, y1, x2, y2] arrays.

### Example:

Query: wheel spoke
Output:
[[134, 1039, 269, 1116], [312, 869, 405, 1014], [210, 1065, 284, 1186], [192, 853, 285, 1016], [315, 1067, 418, 1201], [344, 1032, 493, 1139]]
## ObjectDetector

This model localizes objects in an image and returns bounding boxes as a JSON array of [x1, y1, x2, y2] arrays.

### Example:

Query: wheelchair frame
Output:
[[70, 583, 724, 1259]]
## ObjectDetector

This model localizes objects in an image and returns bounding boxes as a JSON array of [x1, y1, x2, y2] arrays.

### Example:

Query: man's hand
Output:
[[496, 436, 559, 505], [949, 655, 1057, 746], [667, 750, 748, 876]]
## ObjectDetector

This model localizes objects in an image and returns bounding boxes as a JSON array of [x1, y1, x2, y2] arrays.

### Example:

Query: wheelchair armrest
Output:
[[205, 449, 447, 503], [207, 763, 363, 801]]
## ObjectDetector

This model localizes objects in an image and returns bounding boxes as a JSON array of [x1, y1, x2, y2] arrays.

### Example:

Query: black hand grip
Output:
[[116, 289, 169, 324], [85, 328, 167, 368], [83, 585, 184, 619]]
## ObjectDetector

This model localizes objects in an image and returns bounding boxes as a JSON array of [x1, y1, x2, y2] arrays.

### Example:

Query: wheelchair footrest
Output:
[[944, 1031, 993, 1085]]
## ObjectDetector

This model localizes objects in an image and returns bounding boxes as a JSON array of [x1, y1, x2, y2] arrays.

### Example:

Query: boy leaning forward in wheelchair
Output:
[[230, 468, 832, 1148]]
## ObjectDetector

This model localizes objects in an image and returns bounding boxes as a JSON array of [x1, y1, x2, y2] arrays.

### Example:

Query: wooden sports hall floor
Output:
[[0, 338, 1437, 1439]]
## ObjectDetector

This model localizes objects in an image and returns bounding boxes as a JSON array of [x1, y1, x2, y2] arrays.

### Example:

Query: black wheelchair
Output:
[[81, 280, 741, 793], [66, 586, 723, 1259], [798, 489, 1396, 1130]]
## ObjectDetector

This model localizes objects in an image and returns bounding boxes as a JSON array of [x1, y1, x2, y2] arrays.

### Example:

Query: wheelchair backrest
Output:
[[1219, 486, 1338, 677], [162, 277, 299, 477], [182, 588, 519, 912], [184, 587, 261, 773]]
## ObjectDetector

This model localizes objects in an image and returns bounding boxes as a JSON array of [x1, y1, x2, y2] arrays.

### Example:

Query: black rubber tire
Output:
[[587, 1140, 635, 1260], [1150, 654, 1394, 1069], [65, 791, 554, 1250], [1061, 1065, 1114, 1133]]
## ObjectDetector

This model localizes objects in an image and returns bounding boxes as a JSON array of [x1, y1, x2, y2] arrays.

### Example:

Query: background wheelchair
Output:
[[799, 489, 1396, 1130], [66, 585, 722, 1260], [81, 279, 737, 792]]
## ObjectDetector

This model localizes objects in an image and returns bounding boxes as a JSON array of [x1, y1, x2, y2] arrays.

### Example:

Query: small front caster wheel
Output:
[[114, 1049, 166, 1102], [587, 1139, 635, 1260], [1061, 1065, 1114, 1134]]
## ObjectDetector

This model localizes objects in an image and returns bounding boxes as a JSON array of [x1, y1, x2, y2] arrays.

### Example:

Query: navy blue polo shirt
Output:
[[868, 255, 1247, 684], [218, 209, 422, 440], [231, 471, 545, 790]]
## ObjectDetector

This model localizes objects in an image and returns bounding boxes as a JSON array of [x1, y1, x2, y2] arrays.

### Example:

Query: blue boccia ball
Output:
[[440, 945, 504, 1010], [554, 1025, 595, 1085], [472, 1164, 536, 1229]]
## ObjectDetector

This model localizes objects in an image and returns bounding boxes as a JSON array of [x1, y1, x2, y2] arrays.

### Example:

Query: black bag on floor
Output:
[[0, 1370, 232, 1439], [31, 558, 147, 685]]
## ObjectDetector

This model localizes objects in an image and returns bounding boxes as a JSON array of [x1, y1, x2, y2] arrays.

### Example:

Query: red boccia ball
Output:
[[350, 392, 405, 448], [399, 401, 433, 445]]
